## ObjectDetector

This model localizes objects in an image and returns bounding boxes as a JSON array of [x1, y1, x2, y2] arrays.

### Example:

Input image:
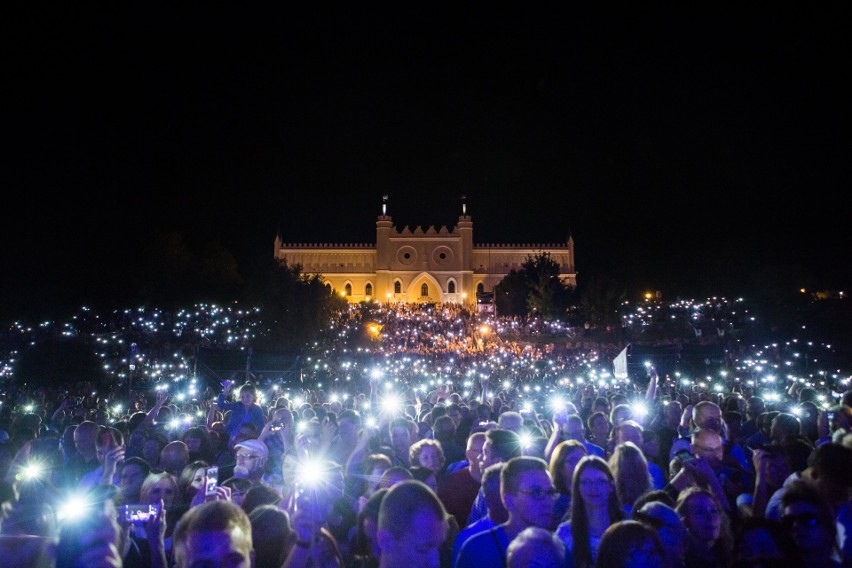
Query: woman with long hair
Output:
[[176, 460, 209, 506], [609, 441, 653, 515], [675, 487, 733, 568], [556, 455, 624, 568], [548, 439, 587, 525]]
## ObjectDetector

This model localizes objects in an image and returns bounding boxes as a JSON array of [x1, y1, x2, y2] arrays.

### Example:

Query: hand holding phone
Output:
[[123, 504, 158, 525], [675, 449, 696, 463], [205, 466, 219, 496]]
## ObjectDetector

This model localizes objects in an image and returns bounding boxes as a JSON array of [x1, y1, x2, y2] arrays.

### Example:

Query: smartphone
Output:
[[270, 421, 285, 431], [123, 504, 157, 524], [205, 466, 219, 496], [675, 449, 696, 463]]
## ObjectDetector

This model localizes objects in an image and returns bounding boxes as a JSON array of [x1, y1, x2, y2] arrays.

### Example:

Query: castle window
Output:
[[477, 282, 484, 294], [421, 283, 429, 297], [345, 283, 352, 297], [365, 283, 373, 296], [394, 281, 401, 294], [448, 281, 456, 294]]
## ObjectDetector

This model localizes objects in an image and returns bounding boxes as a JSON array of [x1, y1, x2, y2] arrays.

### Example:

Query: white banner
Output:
[[613, 345, 629, 380]]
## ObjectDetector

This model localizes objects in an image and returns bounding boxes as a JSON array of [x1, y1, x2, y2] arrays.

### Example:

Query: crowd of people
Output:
[[0, 297, 851, 567]]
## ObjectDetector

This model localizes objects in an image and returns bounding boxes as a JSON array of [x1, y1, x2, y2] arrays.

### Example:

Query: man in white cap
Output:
[[232, 439, 269, 487]]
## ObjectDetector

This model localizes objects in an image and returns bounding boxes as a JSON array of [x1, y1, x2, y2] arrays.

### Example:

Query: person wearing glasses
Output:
[[232, 439, 269, 487], [674, 487, 733, 568], [456, 456, 558, 568], [557, 455, 625, 568], [780, 480, 845, 567]]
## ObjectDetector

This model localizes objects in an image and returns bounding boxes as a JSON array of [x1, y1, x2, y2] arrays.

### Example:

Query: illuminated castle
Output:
[[273, 197, 576, 305]]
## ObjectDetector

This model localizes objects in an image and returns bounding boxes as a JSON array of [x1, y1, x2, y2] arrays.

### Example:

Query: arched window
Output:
[[477, 282, 484, 294], [344, 282, 352, 297], [394, 281, 401, 294], [421, 283, 429, 297], [365, 283, 373, 296], [448, 280, 456, 294]]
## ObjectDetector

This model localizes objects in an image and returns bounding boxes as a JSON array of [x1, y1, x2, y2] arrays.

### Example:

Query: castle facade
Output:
[[273, 200, 576, 306]]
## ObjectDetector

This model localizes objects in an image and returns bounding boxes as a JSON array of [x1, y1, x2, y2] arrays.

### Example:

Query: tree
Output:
[[494, 269, 529, 317], [250, 259, 347, 351], [494, 253, 574, 319], [523, 252, 573, 319], [578, 274, 626, 328]]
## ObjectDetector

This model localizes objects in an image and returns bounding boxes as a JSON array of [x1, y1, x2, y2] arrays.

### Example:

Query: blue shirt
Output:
[[217, 393, 265, 441]]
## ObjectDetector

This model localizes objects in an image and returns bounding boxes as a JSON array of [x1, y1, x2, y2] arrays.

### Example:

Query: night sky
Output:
[[4, 7, 850, 321]]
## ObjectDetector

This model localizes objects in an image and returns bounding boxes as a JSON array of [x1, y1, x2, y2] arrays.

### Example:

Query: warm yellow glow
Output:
[[800, 288, 806, 293], [365, 296, 371, 301], [386, 293, 392, 299], [340, 291, 346, 297], [480, 325, 490, 335], [644, 293, 652, 300]]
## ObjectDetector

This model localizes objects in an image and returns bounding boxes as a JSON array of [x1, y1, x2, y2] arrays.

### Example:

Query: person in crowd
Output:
[[456, 456, 557, 568], [355, 453, 392, 513], [770, 412, 802, 444], [730, 516, 802, 567], [587, 411, 611, 451], [497, 411, 523, 434], [118, 456, 151, 505], [609, 441, 653, 515], [548, 439, 587, 524], [54, 484, 124, 568], [505, 526, 566, 568], [181, 426, 216, 465], [79, 426, 125, 492], [177, 460, 209, 506], [432, 414, 466, 468], [611, 420, 666, 489], [160, 440, 190, 477], [780, 479, 846, 567], [232, 438, 269, 487], [65, 420, 100, 485], [409, 438, 445, 482], [378, 466, 412, 490], [451, 463, 507, 566], [142, 432, 167, 472], [467, 428, 522, 525], [327, 409, 362, 468], [348, 488, 387, 568], [675, 487, 733, 568], [595, 520, 665, 568], [437, 431, 484, 529], [249, 504, 293, 568], [241, 483, 282, 516], [740, 442, 791, 519], [376, 480, 449, 568], [172, 500, 254, 568], [675, 400, 751, 473], [409, 465, 438, 493], [217, 382, 266, 444], [633, 500, 688, 568], [556, 455, 624, 568]]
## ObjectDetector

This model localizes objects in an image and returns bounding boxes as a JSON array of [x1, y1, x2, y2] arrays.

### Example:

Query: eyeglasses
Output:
[[516, 487, 559, 500], [235, 453, 261, 461], [782, 513, 820, 528]]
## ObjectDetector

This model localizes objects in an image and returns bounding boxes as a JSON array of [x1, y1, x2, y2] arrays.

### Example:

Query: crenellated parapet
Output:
[[474, 243, 570, 248], [394, 225, 454, 236], [278, 243, 376, 249]]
